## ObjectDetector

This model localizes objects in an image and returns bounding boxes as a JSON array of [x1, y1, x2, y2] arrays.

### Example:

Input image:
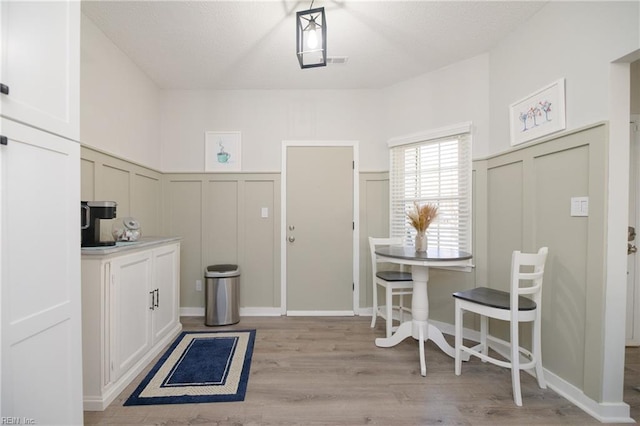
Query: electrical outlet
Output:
[[196, 280, 203, 291]]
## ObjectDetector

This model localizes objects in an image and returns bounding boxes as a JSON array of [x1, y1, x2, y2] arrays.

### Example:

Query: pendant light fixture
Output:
[[296, 1, 326, 69]]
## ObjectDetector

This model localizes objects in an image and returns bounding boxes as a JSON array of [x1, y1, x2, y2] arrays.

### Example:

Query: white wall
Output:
[[160, 89, 387, 172], [382, 54, 491, 159], [488, 1, 640, 155], [82, 3, 639, 170], [381, 2, 640, 160], [81, 14, 162, 170]]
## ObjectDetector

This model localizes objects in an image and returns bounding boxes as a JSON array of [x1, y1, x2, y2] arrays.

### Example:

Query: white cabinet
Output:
[[0, 118, 83, 424], [0, 1, 82, 424], [110, 250, 153, 382], [0, 0, 80, 140], [151, 243, 180, 342], [81, 239, 182, 411]]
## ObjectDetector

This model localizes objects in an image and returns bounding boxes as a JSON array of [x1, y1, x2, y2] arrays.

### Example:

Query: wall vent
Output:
[[327, 56, 349, 65]]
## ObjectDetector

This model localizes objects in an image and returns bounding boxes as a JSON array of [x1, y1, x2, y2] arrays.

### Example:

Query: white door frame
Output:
[[280, 140, 360, 315]]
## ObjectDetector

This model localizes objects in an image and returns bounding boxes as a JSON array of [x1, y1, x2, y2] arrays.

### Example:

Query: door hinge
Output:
[[352, 222, 354, 230], [352, 161, 355, 169], [352, 283, 354, 291]]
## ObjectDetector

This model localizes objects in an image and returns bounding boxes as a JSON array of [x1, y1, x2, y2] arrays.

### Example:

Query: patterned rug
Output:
[[124, 330, 256, 406]]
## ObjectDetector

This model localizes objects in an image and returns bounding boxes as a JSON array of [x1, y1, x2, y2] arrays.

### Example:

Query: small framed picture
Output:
[[205, 131, 242, 171], [509, 78, 566, 146]]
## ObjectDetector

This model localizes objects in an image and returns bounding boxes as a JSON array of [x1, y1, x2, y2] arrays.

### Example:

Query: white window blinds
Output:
[[389, 130, 472, 252]]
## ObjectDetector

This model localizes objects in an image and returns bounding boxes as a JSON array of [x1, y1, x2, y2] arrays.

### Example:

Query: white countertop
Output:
[[81, 236, 181, 257]]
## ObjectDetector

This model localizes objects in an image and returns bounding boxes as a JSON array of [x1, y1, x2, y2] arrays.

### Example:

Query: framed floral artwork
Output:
[[205, 131, 242, 171], [509, 78, 566, 146]]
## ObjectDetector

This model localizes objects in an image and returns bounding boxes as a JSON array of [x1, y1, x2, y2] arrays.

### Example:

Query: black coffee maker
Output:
[[81, 201, 117, 247]]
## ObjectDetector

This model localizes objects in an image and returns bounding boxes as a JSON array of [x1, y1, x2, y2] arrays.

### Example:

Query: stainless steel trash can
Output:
[[205, 264, 240, 326]]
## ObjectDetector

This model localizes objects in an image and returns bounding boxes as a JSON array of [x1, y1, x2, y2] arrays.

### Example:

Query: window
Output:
[[389, 123, 472, 254]]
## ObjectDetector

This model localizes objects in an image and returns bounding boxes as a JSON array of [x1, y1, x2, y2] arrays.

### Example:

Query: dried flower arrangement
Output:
[[407, 202, 439, 233]]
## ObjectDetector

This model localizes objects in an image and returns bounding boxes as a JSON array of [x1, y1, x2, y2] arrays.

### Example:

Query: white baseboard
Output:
[[83, 323, 182, 411], [179, 306, 283, 317], [544, 369, 633, 423], [240, 307, 282, 316], [433, 320, 634, 423], [356, 307, 373, 317], [286, 310, 355, 316], [180, 307, 205, 317], [180, 306, 370, 318]]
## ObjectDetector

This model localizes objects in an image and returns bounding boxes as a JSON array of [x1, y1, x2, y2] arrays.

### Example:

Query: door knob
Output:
[[629, 243, 637, 255], [288, 236, 295, 243]]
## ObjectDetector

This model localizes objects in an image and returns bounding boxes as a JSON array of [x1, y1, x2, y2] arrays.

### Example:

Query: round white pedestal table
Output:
[[374, 245, 472, 376]]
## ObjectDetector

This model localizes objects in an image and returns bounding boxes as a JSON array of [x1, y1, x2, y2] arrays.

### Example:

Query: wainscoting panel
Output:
[[358, 173, 390, 310], [81, 158, 95, 201], [132, 173, 162, 236], [205, 180, 239, 264], [240, 180, 280, 308], [164, 173, 281, 311], [475, 123, 608, 404], [165, 179, 203, 308], [487, 160, 524, 292], [102, 165, 131, 218], [533, 144, 590, 388], [80, 146, 163, 239]]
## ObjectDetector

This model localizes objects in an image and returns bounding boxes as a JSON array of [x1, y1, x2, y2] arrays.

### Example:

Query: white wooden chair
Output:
[[453, 247, 548, 406], [369, 237, 414, 338]]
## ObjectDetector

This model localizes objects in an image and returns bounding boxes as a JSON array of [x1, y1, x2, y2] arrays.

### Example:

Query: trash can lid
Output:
[[205, 264, 240, 277]]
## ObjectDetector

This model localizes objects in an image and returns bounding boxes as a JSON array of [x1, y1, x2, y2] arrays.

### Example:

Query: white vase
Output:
[[415, 232, 427, 252]]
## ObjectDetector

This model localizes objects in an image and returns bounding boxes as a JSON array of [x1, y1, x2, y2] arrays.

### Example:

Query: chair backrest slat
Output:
[[368, 237, 404, 275], [511, 247, 548, 311]]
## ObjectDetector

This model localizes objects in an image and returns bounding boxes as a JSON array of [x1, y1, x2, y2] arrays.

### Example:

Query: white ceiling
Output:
[[81, 0, 548, 90]]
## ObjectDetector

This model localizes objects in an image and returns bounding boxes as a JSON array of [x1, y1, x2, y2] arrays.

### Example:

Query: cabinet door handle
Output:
[[81, 205, 90, 229], [0, 83, 8, 95], [0, 136, 7, 146], [149, 290, 155, 310], [154, 289, 159, 308]]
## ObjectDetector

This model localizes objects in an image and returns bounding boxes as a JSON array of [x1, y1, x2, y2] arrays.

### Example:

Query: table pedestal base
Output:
[[375, 319, 468, 376]]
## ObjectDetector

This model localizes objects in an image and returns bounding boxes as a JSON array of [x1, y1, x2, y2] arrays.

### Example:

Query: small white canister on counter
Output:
[[112, 217, 142, 242]]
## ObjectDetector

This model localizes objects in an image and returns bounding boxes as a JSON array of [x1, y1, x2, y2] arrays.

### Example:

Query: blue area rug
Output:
[[124, 330, 256, 406]]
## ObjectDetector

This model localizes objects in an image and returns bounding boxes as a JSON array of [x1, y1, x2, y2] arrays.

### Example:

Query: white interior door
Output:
[[627, 115, 640, 346], [282, 143, 357, 315]]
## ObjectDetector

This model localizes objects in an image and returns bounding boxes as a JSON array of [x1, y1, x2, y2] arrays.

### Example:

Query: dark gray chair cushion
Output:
[[452, 287, 536, 311], [376, 271, 412, 282]]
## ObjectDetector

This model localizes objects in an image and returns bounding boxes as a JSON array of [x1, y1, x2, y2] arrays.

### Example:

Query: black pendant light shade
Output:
[[296, 7, 326, 69]]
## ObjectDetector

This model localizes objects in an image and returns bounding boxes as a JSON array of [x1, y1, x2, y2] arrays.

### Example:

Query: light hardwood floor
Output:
[[84, 316, 638, 425]]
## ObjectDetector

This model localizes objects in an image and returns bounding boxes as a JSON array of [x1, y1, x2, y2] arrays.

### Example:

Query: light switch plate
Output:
[[570, 196, 589, 217], [261, 207, 269, 218]]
